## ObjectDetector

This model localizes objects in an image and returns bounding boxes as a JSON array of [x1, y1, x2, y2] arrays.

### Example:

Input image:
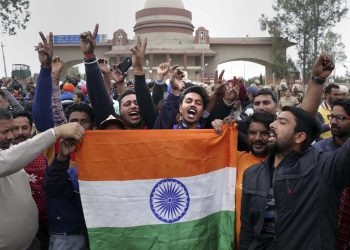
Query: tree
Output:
[[319, 30, 347, 64], [0, 0, 30, 35], [260, 0, 347, 81]]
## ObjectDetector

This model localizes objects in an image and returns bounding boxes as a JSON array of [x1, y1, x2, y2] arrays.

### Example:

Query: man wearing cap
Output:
[[239, 56, 348, 249]]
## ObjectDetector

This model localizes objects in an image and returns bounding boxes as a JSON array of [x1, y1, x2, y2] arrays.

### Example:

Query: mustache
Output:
[[252, 141, 267, 146], [15, 135, 28, 141], [187, 105, 198, 111]]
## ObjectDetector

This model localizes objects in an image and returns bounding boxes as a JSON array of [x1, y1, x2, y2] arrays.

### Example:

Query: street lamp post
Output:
[[1, 42, 7, 77]]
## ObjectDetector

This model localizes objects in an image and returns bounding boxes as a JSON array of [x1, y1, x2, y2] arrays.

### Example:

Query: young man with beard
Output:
[[317, 83, 341, 139], [239, 56, 350, 249], [313, 99, 350, 249], [211, 111, 275, 246], [12, 111, 50, 250], [153, 65, 208, 129]]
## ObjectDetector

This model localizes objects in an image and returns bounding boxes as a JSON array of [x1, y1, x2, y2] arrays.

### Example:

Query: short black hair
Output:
[[12, 111, 33, 127], [179, 85, 209, 110], [118, 89, 135, 105], [283, 106, 320, 151], [0, 90, 7, 100], [325, 83, 339, 94], [333, 99, 350, 116], [65, 103, 94, 122], [0, 107, 12, 120], [246, 111, 275, 131], [253, 89, 277, 104]]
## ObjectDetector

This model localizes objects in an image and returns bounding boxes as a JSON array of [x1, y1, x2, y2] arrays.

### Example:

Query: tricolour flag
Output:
[[76, 125, 237, 249]]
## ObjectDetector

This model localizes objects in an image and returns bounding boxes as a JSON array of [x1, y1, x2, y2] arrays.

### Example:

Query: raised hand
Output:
[[98, 58, 110, 75], [312, 55, 335, 80], [37, 32, 53, 68], [111, 63, 127, 83], [52, 56, 64, 82], [57, 139, 78, 161], [213, 69, 226, 97], [157, 58, 172, 81], [130, 35, 147, 75], [170, 66, 185, 96], [80, 24, 99, 56]]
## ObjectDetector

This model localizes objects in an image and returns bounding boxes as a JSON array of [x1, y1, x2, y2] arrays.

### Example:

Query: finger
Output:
[[39, 32, 47, 44], [130, 47, 136, 55], [37, 42, 44, 50], [219, 69, 225, 80], [38, 48, 50, 57], [214, 70, 218, 83], [136, 35, 141, 46], [167, 58, 172, 66], [86, 36, 94, 44], [80, 32, 87, 39], [142, 37, 148, 51], [93, 24, 99, 39], [48, 32, 53, 47]]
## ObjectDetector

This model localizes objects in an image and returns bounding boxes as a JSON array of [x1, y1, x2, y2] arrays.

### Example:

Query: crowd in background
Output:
[[1, 24, 350, 250]]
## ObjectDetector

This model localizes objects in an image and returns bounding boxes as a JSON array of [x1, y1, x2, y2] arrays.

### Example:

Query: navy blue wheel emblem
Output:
[[150, 178, 190, 223]]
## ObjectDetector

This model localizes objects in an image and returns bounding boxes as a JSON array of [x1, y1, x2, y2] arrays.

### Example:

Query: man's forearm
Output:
[[299, 79, 324, 116]]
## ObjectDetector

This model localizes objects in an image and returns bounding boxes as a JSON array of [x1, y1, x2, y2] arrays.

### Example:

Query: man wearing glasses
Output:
[[314, 99, 350, 249]]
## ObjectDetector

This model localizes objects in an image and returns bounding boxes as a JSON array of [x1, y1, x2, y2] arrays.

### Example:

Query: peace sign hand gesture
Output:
[[37, 31, 53, 69], [130, 35, 148, 75], [80, 24, 99, 56]]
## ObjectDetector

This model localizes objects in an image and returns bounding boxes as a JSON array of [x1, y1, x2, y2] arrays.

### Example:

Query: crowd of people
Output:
[[0, 23, 350, 250]]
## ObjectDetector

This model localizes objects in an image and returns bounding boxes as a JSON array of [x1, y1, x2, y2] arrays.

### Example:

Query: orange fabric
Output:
[[75, 126, 237, 181], [235, 151, 266, 245]]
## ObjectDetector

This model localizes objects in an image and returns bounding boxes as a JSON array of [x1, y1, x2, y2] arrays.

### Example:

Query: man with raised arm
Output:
[[0, 107, 84, 250]]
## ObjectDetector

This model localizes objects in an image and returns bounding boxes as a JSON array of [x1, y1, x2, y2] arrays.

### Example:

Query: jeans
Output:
[[49, 233, 87, 250]]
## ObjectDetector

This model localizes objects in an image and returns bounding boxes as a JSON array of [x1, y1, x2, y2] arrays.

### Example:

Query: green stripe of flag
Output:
[[88, 211, 235, 250]]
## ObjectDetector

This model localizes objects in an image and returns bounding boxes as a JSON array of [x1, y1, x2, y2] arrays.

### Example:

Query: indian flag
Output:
[[76, 125, 237, 249]]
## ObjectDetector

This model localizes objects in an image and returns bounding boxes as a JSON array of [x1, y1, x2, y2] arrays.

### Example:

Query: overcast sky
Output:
[[0, 0, 349, 79]]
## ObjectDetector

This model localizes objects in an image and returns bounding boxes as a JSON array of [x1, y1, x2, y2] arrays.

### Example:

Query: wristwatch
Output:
[[311, 76, 326, 85]]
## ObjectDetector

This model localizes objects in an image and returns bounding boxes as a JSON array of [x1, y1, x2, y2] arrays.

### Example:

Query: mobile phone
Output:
[[117, 57, 132, 75]]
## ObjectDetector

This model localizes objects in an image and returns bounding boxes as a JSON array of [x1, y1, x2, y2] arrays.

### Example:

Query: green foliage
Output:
[[0, 0, 30, 35], [260, 0, 347, 80], [319, 30, 347, 64]]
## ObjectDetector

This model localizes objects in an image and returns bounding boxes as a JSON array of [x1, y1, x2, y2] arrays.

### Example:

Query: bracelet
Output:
[[84, 58, 98, 65], [84, 53, 95, 59], [311, 76, 326, 85]]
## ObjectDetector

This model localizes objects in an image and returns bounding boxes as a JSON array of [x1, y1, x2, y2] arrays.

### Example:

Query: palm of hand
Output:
[[99, 64, 110, 74], [52, 61, 63, 73], [112, 70, 124, 82], [80, 38, 94, 54]]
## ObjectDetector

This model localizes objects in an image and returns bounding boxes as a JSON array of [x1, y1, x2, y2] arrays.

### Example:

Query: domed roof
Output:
[[144, 0, 185, 9]]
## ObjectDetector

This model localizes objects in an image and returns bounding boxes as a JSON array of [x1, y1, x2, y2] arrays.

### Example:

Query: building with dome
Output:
[[54, 0, 293, 83]]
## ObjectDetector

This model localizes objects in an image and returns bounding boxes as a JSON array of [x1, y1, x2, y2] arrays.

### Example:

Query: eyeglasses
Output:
[[327, 114, 350, 122]]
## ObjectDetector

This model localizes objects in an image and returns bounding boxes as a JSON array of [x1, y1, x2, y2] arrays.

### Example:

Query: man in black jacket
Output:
[[239, 56, 349, 250]]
